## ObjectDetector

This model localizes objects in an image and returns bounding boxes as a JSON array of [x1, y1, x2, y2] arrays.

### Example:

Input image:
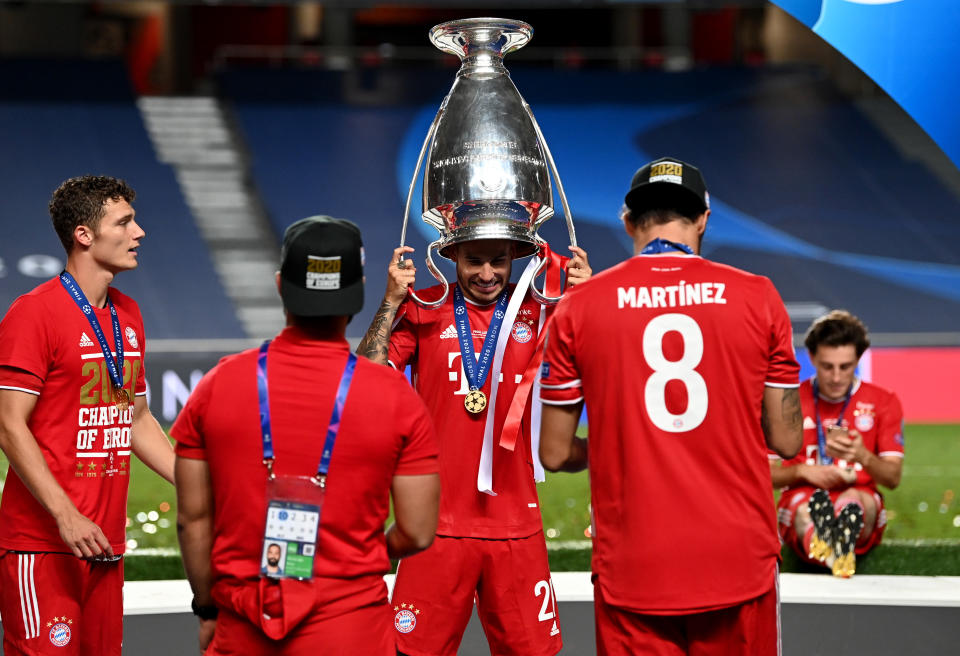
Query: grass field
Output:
[[1, 424, 958, 575]]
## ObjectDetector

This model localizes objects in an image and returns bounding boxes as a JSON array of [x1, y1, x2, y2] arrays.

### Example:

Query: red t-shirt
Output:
[[540, 253, 799, 614], [0, 278, 146, 553], [171, 327, 438, 614], [389, 284, 544, 538], [779, 378, 904, 490]]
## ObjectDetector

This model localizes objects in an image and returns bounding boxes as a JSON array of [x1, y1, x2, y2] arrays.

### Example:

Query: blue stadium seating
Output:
[[0, 60, 244, 339], [220, 65, 960, 338]]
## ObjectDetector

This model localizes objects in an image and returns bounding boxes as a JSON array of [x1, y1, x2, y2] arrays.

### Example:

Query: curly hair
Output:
[[48, 176, 136, 254], [804, 309, 871, 357]]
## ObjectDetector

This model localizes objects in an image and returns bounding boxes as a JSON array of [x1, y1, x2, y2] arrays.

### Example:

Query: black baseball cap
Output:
[[624, 157, 710, 216], [279, 216, 364, 317]]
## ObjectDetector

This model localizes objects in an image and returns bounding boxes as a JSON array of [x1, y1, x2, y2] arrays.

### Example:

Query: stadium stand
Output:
[[0, 59, 245, 339], [217, 65, 960, 340]]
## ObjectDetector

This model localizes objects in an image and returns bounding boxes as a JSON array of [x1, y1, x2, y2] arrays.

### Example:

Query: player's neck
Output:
[[64, 256, 115, 308], [633, 226, 700, 256]]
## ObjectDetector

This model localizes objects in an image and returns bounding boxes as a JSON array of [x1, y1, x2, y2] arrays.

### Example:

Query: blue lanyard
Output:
[[256, 340, 357, 481], [640, 238, 694, 255], [812, 379, 853, 466], [452, 285, 509, 392], [59, 271, 124, 389]]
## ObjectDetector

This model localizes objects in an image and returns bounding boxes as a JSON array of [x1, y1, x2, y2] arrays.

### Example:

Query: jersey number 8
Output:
[[642, 313, 707, 433]]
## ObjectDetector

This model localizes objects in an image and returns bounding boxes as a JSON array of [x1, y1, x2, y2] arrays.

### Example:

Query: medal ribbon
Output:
[[476, 247, 568, 495], [499, 244, 568, 456], [257, 340, 357, 479], [640, 238, 694, 255], [59, 271, 124, 390], [812, 378, 853, 466], [453, 284, 509, 393]]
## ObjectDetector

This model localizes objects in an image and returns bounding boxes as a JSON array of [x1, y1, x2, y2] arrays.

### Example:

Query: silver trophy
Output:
[[399, 17, 577, 308]]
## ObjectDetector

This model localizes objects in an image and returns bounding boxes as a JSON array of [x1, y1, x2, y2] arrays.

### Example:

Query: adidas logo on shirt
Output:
[[439, 324, 457, 339], [79, 332, 95, 348], [803, 416, 816, 430]]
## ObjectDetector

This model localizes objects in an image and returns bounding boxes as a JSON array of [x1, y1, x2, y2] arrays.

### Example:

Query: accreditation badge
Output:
[[261, 476, 324, 581]]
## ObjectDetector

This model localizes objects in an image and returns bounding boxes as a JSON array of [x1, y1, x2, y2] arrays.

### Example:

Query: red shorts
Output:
[[391, 532, 562, 656], [0, 551, 123, 655], [205, 600, 395, 656], [777, 486, 886, 561], [594, 573, 780, 656]]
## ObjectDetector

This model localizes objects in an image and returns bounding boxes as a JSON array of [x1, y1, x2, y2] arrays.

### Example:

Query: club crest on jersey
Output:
[[125, 326, 138, 349], [393, 602, 419, 633], [511, 321, 533, 344], [854, 408, 875, 432], [47, 616, 72, 647]]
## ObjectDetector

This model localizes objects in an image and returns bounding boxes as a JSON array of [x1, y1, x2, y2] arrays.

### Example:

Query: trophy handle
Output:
[[400, 102, 446, 250], [408, 239, 450, 309], [524, 102, 577, 247], [528, 238, 563, 306]]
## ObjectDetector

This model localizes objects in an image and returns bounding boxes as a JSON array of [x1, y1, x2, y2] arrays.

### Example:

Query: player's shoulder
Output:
[[700, 257, 774, 287], [855, 379, 900, 403], [106, 285, 142, 315], [2, 278, 62, 321]]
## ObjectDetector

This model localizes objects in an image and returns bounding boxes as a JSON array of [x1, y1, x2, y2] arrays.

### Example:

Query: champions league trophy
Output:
[[398, 17, 577, 308]]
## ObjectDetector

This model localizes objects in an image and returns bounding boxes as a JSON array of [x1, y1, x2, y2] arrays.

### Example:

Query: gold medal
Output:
[[464, 389, 487, 414], [113, 386, 130, 412]]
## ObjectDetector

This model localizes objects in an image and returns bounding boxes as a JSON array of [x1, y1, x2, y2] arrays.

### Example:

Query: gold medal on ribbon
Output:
[[464, 389, 487, 414], [113, 386, 130, 412]]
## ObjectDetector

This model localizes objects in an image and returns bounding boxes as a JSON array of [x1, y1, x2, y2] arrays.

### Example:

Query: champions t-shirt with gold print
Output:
[[0, 278, 145, 554]]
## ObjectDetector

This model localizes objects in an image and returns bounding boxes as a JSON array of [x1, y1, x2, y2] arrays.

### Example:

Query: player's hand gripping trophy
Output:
[[397, 17, 578, 308]]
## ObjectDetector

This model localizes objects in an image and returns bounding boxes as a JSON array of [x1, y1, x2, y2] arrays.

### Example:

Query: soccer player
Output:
[[0, 176, 175, 655], [771, 310, 904, 577], [173, 216, 440, 655], [538, 157, 803, 655], [357, 236, 590, 656]]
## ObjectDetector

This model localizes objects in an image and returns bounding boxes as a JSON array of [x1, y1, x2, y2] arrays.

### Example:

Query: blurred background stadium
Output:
[[0, 0, 958, 568]]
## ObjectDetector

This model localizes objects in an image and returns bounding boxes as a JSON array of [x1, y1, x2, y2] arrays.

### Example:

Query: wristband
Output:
[[191, 597, 219, 620]]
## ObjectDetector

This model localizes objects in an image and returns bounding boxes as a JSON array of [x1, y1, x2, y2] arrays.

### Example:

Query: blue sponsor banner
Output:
[[773, 0, 960, 168]]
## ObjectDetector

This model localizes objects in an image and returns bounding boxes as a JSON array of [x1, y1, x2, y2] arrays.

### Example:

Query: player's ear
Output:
[[275, 271, 282, 297], [621, 210, 636, 239], [696, 209, 710, 235], [74, 224, 95, 248]]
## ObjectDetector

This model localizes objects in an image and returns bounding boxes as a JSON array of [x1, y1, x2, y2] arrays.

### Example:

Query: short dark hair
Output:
[[49, 176, 136, 254], [621, 205, 701, 231], [804, 310, 871, 357]]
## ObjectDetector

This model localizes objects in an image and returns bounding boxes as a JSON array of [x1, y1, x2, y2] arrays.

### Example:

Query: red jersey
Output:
[[389, 284, 544, 539], [781, 378, 904, 490], [0, 278, 146, 553], [171, 327, 438, 615], [540, 253, 799, 614]]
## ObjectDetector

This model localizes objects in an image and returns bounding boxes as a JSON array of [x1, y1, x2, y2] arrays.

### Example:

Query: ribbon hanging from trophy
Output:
[[397, 17, 578, 309]]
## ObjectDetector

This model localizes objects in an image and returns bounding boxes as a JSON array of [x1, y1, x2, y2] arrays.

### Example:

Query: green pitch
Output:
[[1, 424, 957, 576], [536, 423, 960, 543]]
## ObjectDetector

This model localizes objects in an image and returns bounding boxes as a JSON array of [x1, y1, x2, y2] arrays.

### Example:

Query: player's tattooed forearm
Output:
[[782, 388, 802, 427], [356, 299, 396, 365]]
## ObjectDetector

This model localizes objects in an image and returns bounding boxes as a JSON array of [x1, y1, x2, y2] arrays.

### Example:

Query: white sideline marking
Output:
[[124, 574, 960, 615]]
